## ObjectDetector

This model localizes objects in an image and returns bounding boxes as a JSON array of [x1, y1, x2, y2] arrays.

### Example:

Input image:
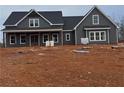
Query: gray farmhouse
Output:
[[2, 6, 119, 47]]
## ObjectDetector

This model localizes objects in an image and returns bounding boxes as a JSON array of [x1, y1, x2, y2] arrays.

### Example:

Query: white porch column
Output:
[[38, 32, 40, 46], [116, 28, 119, 44], [29, 34, 31, 47], [86, 30, 88, 38], [75, 29, 77, 45], [3, 32, 7, 48], [107, 29, 110, 44], [61, 30, 63, 46]]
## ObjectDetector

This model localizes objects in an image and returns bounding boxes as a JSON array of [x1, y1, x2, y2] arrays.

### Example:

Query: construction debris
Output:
[[111, 45, 124, 49], [73, 49, 89, 53], [38, 53, 45, 56]]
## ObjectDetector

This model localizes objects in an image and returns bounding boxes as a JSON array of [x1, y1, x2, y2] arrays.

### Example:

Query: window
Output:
[[92, 15, 99, 25], [35, 19, 39, 27], [20, 34, 26, 44], [29, 19, 39, 27], [65, 33, 70, 41], [52, 33, 58, 43], [43, 34, 49, 43], [95, 32, 99, 40], [10, 34, 16, 44], [90, 33, 94, 40], [101, 32, 106, 40], [89, 31, 106, 41]]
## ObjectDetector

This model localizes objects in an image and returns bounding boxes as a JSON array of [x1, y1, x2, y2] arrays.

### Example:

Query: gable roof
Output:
[[3, 12, 28, 26], [3, 6, 119, 29], [63, 16, 83, 30], [39, 11, 63, 25], [3, 9, 63, 26], [74, 6, 119, 29]]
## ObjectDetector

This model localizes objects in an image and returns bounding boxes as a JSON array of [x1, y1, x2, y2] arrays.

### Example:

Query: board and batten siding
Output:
[[63, 31, 75, 45], [75, 7, 118, 44], [17, 12, 51, 29]]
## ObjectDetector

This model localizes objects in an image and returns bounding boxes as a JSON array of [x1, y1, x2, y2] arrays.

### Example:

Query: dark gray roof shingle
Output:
[[3, 12, 28, 25], [3, 11, 63, 25], [63, 16, 83, 30], [39, 11, 63, 24]]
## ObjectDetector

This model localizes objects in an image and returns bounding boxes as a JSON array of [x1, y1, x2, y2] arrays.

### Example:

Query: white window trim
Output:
[[52, 33, 59, 43], [43, 34, 49, 43], [10, 34, 16, 44], [65, 33, 71, 41], [20, 34, 26, 44], [92, 14, 99, 25], [89, 31, 106, 41], [29, 18, 39, 27]]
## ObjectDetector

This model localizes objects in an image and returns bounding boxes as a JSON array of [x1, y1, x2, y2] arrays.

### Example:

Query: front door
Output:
[[31, 35, 39, 46]]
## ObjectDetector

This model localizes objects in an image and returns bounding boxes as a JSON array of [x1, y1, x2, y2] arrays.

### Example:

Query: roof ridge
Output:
[[63, 16, 83, 18], [12, 11, 28, 13], [37, 10, 62, 12], [11, 11, 62, 13]]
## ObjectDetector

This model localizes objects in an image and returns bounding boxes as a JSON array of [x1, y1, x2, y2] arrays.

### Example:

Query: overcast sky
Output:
[[0, 5, 124, 42]]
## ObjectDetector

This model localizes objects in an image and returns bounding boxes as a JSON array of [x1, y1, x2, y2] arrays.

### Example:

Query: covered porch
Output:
[[3, 29, 63, 47]]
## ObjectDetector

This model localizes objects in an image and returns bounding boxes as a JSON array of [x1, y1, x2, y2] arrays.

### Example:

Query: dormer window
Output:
[[92, 15, 99, 25], [29, 18, 39, 27]]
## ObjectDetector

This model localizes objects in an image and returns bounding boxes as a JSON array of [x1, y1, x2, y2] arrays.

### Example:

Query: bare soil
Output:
[[0, 45, 124, 87]]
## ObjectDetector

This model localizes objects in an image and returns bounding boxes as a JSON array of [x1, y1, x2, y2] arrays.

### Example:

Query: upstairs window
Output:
[[29, 19, 39, 27], [92, 15, 99, 25]]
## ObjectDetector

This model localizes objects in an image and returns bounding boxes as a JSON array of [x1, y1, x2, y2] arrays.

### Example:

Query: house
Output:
[[2, 6, 119, 47]]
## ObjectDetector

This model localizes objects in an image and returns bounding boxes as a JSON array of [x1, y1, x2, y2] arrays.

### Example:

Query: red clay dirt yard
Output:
[[0, 45, 124, 87]]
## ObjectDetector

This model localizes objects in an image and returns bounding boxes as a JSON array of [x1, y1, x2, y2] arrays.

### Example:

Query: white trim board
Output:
[[63, 30, 73, 31], [84, 27, 111, 30], [3, 29, 62, 32], [74, 6, 119, 29]]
